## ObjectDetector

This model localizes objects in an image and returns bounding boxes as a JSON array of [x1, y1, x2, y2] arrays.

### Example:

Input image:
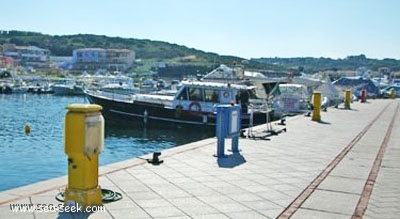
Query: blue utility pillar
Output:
[[216, 104, 241, 158]]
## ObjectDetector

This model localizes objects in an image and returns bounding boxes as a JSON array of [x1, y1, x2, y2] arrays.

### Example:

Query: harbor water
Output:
[[0, 94, 214, 191]]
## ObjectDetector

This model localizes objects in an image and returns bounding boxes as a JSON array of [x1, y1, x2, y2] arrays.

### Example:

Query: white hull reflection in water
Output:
[[0, 94, 214, 191]]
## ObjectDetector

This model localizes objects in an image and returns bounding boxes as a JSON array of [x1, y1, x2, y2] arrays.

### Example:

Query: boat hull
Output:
[[85, 93, 272, 128], [53, 85, 83, 95]]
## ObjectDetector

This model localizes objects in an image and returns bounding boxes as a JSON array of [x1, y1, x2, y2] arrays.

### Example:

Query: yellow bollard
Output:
[[312, 91, 321, 122], [345, 89, 351, 109], [390, 88, 396, 99], [64, 104, 104, 207]]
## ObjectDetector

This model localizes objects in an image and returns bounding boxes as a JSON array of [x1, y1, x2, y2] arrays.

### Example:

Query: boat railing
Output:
[[249, 99, 271, 113], [89, 89, 134, 102], [132, 94, 174, 108]]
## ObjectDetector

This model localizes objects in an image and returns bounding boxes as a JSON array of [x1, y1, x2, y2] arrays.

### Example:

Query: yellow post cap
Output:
[[67, 104, 102, 113]]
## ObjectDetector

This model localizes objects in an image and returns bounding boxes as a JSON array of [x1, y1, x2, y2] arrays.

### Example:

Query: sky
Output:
[[1, 0, 399, 59]]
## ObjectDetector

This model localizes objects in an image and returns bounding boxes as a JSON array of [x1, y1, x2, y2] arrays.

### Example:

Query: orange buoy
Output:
[[25, 124, 31, 135]]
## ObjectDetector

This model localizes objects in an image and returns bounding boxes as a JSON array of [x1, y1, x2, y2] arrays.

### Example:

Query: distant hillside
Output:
[[1, 30, 399, 74], [252, 55, 400, 72], [0, 30, 274, 71]]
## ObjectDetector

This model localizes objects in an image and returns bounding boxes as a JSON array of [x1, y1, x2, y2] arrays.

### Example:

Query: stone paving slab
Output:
[[293, 100, 399, 218], [0, 99, 398, 219], [364, 100, 400, 219]]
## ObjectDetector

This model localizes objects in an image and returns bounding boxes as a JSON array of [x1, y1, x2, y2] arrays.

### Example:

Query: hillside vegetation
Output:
[[0, 30, 273, 71], [1, 30, 400, 74], [253, 55, 400, 72]]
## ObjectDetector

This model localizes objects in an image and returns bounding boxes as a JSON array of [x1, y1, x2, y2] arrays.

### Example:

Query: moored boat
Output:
[[272, 83, 311, 118], [9, 81, 29, 94], [85, 80, 273, 127], [52, 79, 84, 95]]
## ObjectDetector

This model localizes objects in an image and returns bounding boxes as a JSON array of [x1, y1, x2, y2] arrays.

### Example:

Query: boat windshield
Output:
[[188, 87, 203, 101]]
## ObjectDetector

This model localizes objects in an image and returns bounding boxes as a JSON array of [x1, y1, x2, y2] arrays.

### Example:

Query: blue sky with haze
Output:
[[1, 0, 399, 59]]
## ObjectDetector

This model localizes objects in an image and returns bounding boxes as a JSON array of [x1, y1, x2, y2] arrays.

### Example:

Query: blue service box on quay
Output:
[[216, 104, 241, 158]]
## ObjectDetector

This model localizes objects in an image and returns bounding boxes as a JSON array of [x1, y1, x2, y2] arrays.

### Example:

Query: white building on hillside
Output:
[[72, 48, 135, 72], [1, 44, 50, 68]]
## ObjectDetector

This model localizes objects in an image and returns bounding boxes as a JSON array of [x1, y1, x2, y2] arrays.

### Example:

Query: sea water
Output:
[[0, 94, 213, 191]]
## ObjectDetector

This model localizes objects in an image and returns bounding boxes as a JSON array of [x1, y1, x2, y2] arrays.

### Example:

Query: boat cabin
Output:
[[172, 81, 256, 113]]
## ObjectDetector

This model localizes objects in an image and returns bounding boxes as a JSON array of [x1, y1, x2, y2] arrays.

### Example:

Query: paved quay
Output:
[[0, 98, 399, 219]]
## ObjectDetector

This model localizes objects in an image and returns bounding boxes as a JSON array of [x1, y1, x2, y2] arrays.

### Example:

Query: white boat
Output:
[[52, 79, 84, 95], [98, 76, 139, 95], [10, 80, 29, 93], [272, 83, 311, 118], [0, 70, 29, 94], [10, 84, 29, 93]]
